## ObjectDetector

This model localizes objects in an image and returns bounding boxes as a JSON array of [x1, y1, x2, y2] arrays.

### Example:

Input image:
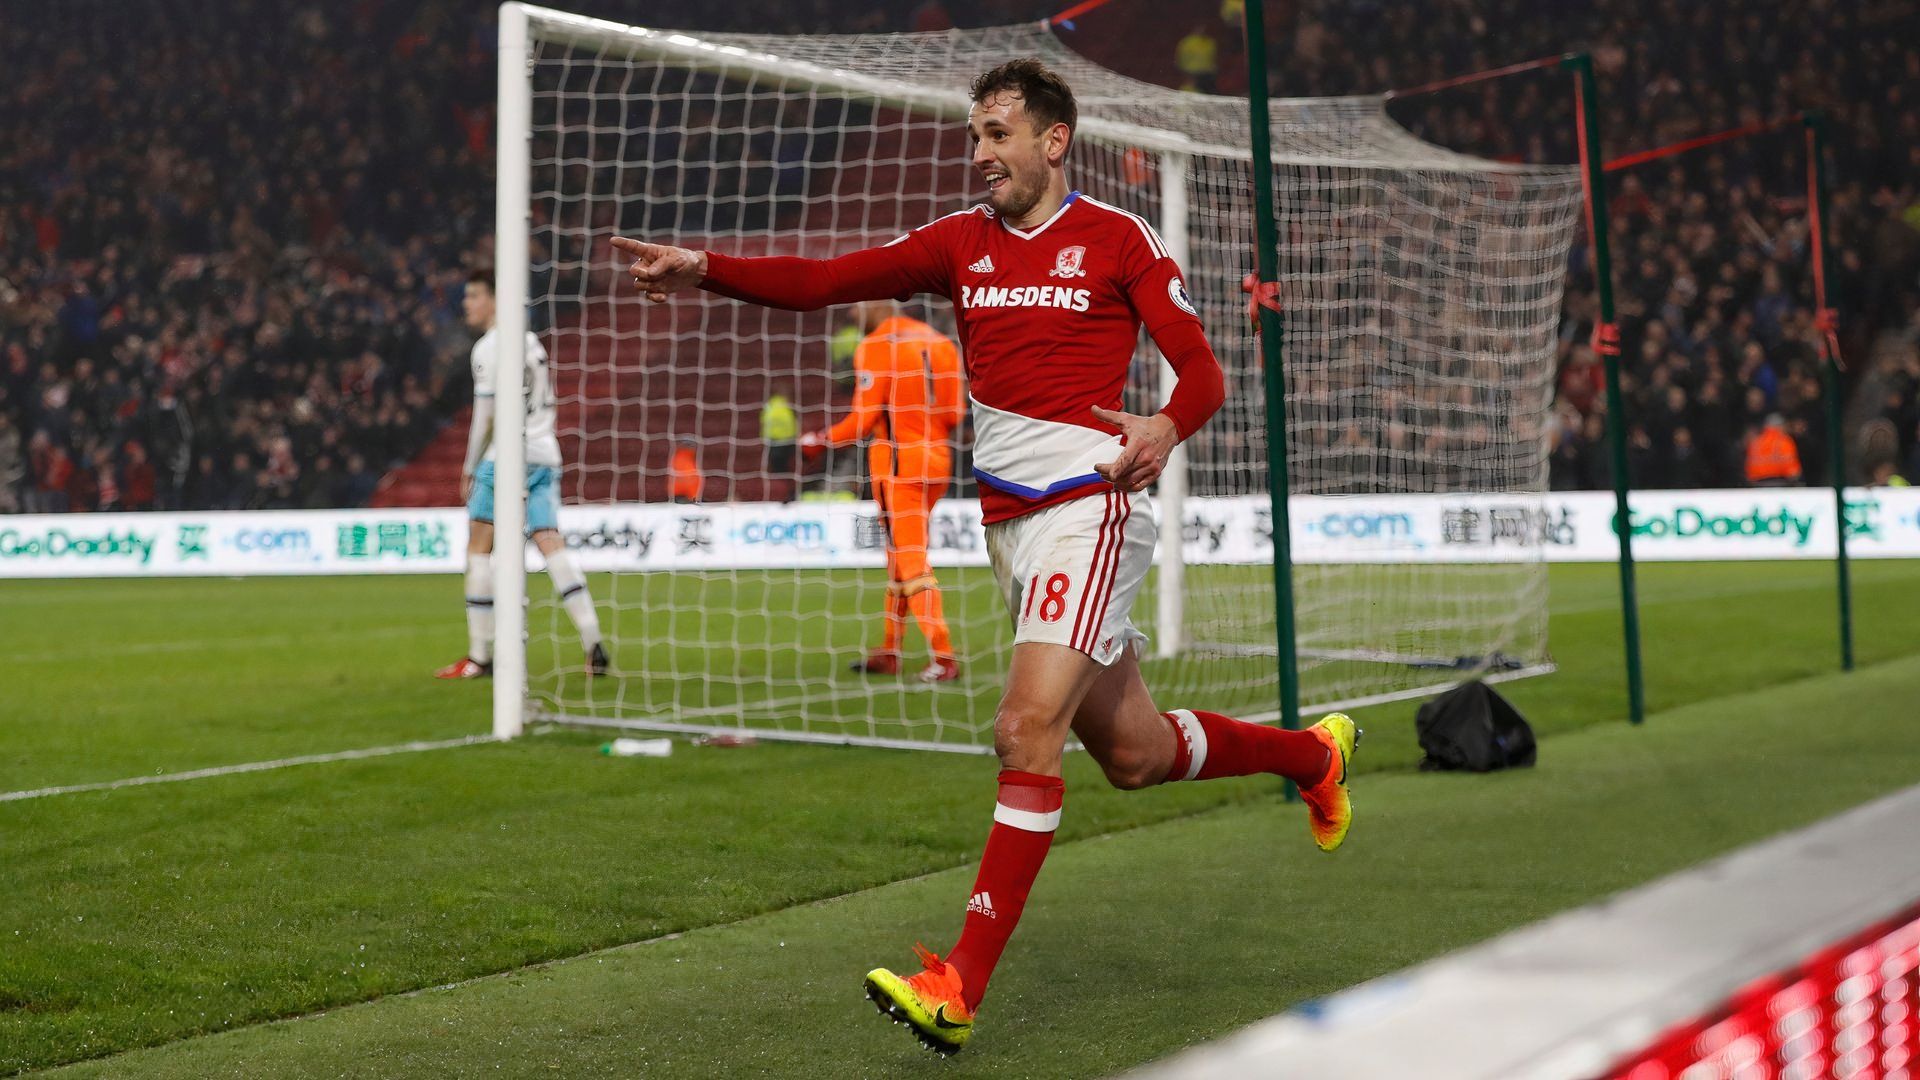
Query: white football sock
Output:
[[545, 547, 602, 649], [465, 553, 494, 664]]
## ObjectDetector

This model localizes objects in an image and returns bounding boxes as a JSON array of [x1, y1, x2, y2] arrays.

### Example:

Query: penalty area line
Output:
[[0, 734, 502, 804]]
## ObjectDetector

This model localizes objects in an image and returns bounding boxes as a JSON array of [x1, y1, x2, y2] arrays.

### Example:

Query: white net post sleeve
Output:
[[491, 1, 534, 740], [1154, 149, 1192, 661]]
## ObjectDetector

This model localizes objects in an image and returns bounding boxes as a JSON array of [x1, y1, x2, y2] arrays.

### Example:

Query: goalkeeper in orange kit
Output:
[[802, 299, 966, 683]]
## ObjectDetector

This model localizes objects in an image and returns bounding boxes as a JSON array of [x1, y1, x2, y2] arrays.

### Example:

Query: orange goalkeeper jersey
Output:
[[825, 315, 965, 484]]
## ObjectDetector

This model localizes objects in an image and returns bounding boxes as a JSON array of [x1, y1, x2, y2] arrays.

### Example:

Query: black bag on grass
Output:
[[1416, 681, 1537, 772]]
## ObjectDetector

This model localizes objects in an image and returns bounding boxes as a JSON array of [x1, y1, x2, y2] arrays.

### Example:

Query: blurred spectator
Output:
[[342, 453, 381, 506], [1746, 414, 1804, 487], [1546, 406, 1583, 490], [121, 441, 157, 511], [1576, 412, 1612, 490], [830, 323, 864, 382], [66, 447, 103, 512], [1174, 23, 1219, 93], [670, 444, 704, 504], [760, 383, 799, 502], [183, 454, 226, 513], [1667, 428, 1709, 489], [222, 453, 260, 512], [908, 0, 953, 32], [0, 413, 20, 512], [30, 434, 72, 513], [301, 454, 337, 509]]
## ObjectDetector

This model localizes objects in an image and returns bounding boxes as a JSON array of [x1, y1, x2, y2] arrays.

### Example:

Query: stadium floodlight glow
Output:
[[493, 3, 1581, 748]]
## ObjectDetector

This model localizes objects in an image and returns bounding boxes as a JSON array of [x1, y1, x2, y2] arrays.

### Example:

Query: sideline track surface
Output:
[[1139, 781, 1920, 1079]]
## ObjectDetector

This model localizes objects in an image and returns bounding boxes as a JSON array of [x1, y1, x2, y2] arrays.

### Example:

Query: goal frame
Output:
[[489, 0, 1203, 738]]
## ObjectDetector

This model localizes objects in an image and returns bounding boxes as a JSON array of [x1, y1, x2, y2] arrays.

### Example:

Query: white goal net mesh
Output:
[[512, 7, 1582, 747]]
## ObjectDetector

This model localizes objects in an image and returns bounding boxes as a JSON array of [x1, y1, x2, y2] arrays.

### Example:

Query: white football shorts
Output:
[[985, 487, 1157, 666]]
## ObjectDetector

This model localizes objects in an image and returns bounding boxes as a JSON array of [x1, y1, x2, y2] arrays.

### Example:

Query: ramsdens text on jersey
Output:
[[959, 285, 1093, 312]]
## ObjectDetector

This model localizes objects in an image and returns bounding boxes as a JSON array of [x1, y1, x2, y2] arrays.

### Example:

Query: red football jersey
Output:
[[702, 191, 1221, 523]]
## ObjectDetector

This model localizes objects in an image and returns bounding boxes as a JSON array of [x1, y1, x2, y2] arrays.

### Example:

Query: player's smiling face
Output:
[[967, 91, 1058, 221]]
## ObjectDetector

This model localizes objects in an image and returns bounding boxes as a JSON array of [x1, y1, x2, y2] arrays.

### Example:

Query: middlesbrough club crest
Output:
[[1048, 245, 1087, 279]]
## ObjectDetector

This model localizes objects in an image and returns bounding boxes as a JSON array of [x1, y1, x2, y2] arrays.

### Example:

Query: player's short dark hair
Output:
[[466, 267, 494, 293], [970, 59, 1077, 152]]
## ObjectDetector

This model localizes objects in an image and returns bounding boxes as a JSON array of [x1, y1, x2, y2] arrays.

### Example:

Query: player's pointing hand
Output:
[[1091, 406, 1179, 493], [611, 237, 707, 303]]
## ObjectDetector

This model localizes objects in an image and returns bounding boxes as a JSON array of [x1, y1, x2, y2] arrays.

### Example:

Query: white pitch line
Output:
[[0, 734, 501, 804], [8, 621, 444, 664]]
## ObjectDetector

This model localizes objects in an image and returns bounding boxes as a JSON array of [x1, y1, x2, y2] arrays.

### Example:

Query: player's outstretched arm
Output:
[[611, 229, 947, 313]]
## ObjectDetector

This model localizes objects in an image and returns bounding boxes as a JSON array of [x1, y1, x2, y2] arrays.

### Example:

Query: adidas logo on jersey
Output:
[[968, 255, 995, 274], [966, 891, 997, 919]]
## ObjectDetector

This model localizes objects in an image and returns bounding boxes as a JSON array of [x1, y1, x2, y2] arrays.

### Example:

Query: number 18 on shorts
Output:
[[985, 489, 1158, 667]]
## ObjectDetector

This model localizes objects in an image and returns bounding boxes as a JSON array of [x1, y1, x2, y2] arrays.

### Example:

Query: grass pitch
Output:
[[4, 560, 1920, 1076]]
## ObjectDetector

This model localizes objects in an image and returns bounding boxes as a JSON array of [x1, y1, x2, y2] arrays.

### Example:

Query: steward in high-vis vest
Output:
[[1745, 414, 1802, 487]]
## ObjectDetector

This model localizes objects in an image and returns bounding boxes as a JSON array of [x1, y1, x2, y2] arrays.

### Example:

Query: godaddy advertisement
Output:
[[0, 510, 465, 578], [2, 489, 1916, 579], [0, 526, 160, 567], [1606, 490, 1889, 560], [1626, 505, 1819, 546]]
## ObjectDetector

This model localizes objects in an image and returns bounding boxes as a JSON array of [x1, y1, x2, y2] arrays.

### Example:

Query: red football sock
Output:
[[1160, 709, 1330, 786], [945, 769, 1062, 1012]]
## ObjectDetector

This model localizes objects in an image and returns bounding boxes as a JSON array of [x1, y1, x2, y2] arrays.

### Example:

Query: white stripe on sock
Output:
[[544, 547, 602, 648], [992, 801, 1061, 833], [1169, 709, 1208, 781]]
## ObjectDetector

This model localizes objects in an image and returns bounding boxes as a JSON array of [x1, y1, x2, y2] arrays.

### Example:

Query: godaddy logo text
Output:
[[0, 528, 157, 564], [1620, 506, 1814, 547]]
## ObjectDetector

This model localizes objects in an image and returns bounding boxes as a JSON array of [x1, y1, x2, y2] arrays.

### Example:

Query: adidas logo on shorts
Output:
[[968, 255, 995, 274], [966, 891, 996, 918]]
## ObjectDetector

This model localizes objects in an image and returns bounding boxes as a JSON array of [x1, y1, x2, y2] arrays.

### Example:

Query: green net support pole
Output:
[[1240, 2, 1303, 769], [1805, 110, 1854, 672], [1567, 53, 1646, 726]]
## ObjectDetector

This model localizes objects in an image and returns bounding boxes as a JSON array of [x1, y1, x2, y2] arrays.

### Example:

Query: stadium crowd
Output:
[[3, 0, 1916, 514], [0, 1, 492, 512], [1242, 0, 1920, 489]]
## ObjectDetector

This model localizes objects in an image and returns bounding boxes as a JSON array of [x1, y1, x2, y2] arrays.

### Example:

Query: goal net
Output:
[[494, 3, 1583, 747]]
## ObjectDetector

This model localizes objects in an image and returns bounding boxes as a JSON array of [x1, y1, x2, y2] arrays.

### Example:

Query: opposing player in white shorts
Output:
[[435, 268, 608, 682], [614, 57, 1358, 1057]]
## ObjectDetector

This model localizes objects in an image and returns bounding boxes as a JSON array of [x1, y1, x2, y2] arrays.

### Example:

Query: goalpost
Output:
[[490, 2, 1583, 748]]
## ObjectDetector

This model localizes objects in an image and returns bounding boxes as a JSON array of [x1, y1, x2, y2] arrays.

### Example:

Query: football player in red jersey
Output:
[[613, 58, 1358, 1055]]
